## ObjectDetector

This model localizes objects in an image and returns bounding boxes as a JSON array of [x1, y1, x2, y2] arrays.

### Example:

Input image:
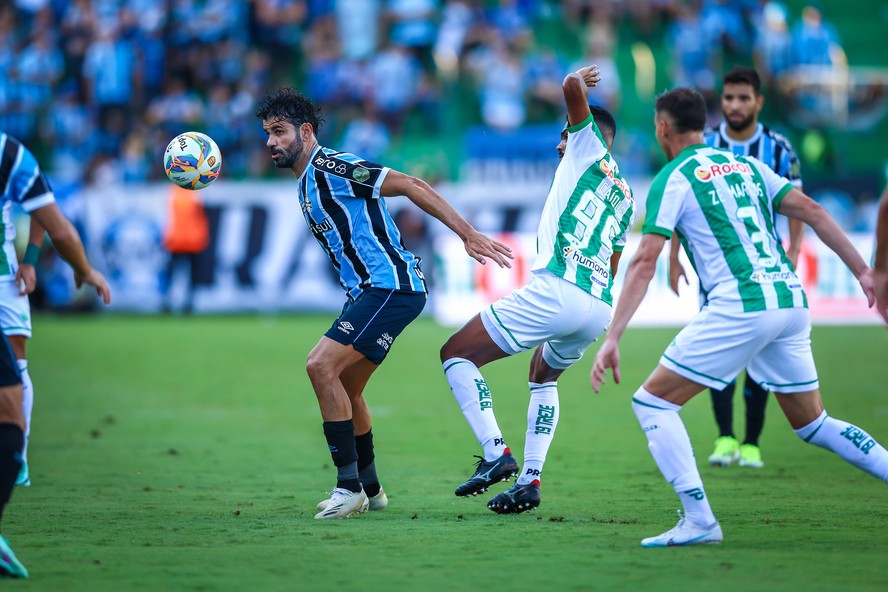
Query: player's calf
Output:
[[794, 410, 888, 481]]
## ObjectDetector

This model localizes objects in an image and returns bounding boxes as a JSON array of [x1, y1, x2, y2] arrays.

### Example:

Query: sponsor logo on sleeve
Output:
[[353, 167, 370, 183]]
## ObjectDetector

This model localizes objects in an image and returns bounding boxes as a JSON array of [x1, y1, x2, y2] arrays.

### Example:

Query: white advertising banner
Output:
[[76, 181, 878, 324], [81, 181, 345, 313]]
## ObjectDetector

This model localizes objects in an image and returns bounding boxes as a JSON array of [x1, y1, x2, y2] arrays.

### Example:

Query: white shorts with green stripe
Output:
[[0, 279, 32, 338], [479, 269, 612, 370], [661, 305, 818, 394]]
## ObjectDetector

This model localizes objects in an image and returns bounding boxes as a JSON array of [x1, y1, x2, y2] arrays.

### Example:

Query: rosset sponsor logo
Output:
[[694, 161, 752, 182]]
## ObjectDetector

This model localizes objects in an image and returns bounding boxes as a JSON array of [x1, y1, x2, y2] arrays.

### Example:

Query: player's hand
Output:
[[575, 64, 601, 88], [668, 258, 687, 296], [590, 338, 620, 393], [856, 267, 875, 308], [464, 231, 514, 268], [15, 264, 37, 296], [75, 268, 112, 306], [871, 268, 888, 325]]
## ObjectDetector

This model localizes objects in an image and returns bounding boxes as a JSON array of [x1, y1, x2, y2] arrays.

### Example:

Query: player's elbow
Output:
[[562, 73, 584, 95], [391, 174, 428, 199], [795, 197, 829, 228]]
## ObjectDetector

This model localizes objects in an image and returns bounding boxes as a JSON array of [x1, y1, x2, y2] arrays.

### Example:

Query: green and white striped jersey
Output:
[[644, 144, 805, 312], [0, 202, 20, 282], [532, 113, 635, 305]]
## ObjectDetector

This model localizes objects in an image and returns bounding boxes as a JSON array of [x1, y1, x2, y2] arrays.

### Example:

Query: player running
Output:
[[256, 88, 512, 520], [441, 65, 634, 513], [591, 88, 886, 547]]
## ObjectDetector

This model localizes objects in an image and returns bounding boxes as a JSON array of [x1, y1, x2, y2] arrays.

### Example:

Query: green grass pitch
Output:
[[7, 315, 888, 591]]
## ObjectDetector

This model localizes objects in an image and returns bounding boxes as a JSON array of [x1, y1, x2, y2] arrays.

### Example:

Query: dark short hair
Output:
[[655, 88, 707, 133], [723, 66, 762, 95], [590, 105, 617, 143], [255, 88, 324, 134]]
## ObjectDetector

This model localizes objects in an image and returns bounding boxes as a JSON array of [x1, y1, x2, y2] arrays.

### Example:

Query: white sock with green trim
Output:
[[794, 410, 888, 481], [517, 382, 559, 485], [18, 359, 32, 461], [443, 357, 506, 461], [632, 387, 716, 527]]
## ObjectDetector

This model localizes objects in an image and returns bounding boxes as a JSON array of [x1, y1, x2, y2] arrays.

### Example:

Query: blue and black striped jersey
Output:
[[0, 132, 55, 212], [0, 132, 55, 278], [297, 146, 426, 300], [704, 122, 802, 188]]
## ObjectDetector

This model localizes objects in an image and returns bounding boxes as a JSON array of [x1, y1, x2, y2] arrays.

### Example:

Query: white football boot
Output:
[[313, 487, 369, 520], [641, 513, 723, 547], [317, 487, 387, 512]]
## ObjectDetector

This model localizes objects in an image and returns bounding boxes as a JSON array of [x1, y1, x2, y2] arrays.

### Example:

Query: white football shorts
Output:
[[660, 305, 818, 394], [480, 269, 612, 370], [0, 280, 32, 338]]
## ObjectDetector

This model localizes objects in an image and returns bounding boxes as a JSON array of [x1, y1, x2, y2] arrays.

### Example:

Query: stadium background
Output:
[[3, 3, 888, 589], [1, 0, 886, 321]]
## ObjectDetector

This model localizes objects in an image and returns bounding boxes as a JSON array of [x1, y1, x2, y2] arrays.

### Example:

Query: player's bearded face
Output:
[[722, 83, 759, 132], [264, 119, 303, 169], [724, 109, 755, 132], [271, 134, 302, 169]]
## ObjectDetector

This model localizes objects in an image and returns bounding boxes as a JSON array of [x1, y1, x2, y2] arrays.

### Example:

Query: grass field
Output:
[[5, 315, 887, 591]]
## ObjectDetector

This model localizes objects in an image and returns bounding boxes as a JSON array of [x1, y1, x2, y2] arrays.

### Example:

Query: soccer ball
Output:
[[164, 132, 222, 190]]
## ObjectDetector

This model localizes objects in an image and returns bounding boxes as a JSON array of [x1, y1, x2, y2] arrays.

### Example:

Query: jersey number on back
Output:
[[736, 205, 777, 268], [565, 190, 620, 260]]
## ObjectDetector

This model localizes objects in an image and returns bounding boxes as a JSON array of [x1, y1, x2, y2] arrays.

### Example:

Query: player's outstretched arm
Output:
[[563, 64, 600, 127], [591, 233, 666, 393], [778, 188, 873, 306], [380, 170, 513, 268], [29, 203, 111, 305]]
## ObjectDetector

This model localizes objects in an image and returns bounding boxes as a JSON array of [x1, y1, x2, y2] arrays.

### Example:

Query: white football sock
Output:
[[517, 382, 559, 485], [632, 387, 716, 527], [794, 410, 888, 481], [18, 359, 31, 461], [443, 358, 506, 461]]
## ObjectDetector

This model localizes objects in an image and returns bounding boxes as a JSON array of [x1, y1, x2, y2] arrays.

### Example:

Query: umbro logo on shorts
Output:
[[338, 321, 354, 334]]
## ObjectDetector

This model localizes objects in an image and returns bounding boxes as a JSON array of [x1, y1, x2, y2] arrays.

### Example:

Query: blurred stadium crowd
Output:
[[0, 0, 883, 231]]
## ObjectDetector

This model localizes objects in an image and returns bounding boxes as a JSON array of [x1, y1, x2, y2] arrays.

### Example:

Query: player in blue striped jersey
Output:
[[0, 132, 111, 577], [669, 67, 804, 469], [256, 89, 513, 519]]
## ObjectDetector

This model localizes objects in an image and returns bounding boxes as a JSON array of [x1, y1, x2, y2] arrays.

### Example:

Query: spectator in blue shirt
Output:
[[790, 4, 841, 67]]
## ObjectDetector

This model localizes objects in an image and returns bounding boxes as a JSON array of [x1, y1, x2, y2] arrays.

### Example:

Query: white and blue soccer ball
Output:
[[164, 131, 222, 190]]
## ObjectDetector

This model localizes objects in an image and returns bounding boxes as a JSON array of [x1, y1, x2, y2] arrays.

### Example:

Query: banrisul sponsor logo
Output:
[[476, 379, 492, 410], [840, 425, 876, 455], [309, 219, 333, 235], [534, 404, 556, 435], [694, 161, 752, 182]]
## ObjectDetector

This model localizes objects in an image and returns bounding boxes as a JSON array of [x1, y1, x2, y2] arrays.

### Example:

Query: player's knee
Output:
[[439, 337, 460, 363], [0, 385, 25, 428], [305, 354, 334, 385]]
